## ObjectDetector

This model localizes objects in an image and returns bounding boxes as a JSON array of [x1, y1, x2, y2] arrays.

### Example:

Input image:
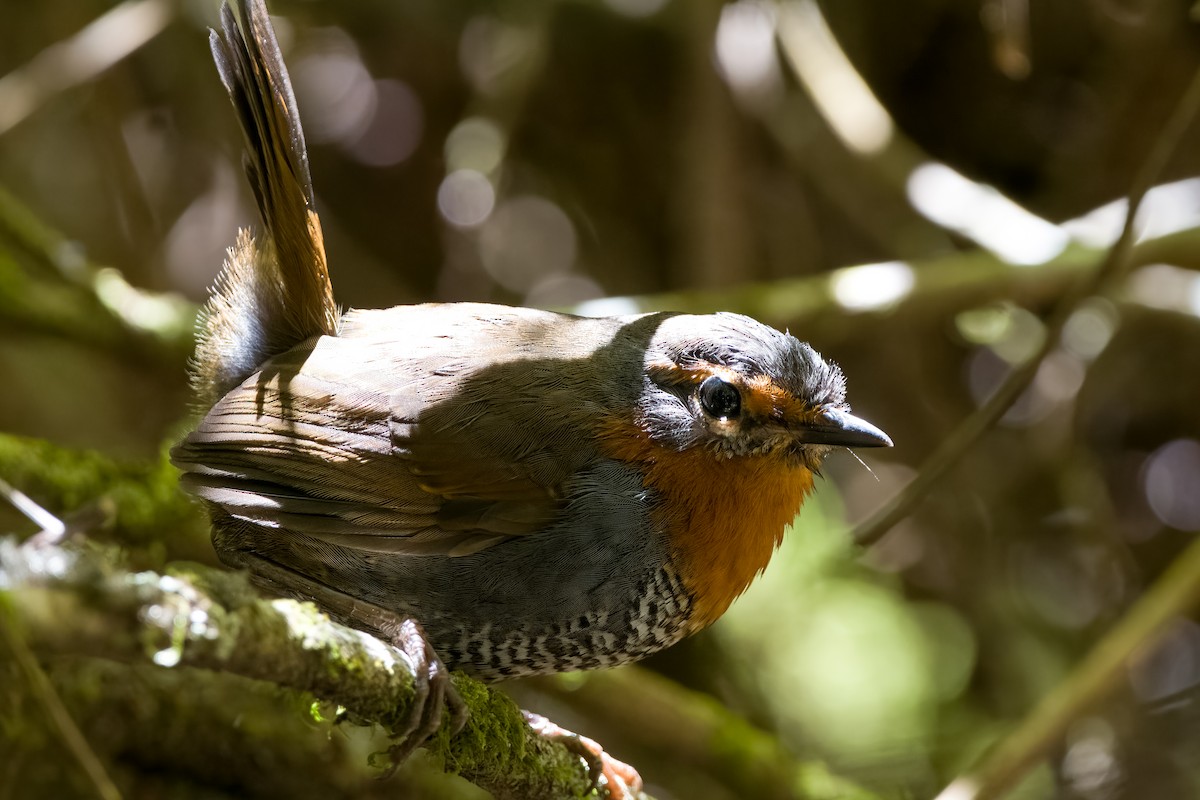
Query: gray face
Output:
[[635, 312, 848, 467]]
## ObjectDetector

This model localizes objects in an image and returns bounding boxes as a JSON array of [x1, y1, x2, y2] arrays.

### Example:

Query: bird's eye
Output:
[[698, 376, 741, 420]]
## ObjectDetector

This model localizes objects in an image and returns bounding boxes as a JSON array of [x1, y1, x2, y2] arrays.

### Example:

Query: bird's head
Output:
[[637, 312, 891, 469]]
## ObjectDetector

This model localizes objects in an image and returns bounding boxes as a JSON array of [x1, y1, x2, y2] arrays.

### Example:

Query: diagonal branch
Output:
[[934, 530, 1200, 800], [0, 536, 608, 800], [850, 64, 1200, 548]]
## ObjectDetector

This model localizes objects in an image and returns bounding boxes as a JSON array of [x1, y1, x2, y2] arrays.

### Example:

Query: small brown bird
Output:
[[172, 0, 891, 791]]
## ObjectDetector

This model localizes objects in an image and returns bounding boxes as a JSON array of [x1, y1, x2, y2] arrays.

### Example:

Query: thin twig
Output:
[[851, 65, 1200, 548], [0, 0, 173, 136], [0, 603, 123, 800], [934, 531, 1200, 800], [0, 477, 66, 542]]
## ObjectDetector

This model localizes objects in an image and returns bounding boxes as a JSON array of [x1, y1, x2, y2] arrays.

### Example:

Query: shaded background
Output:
[[3, 0, 1200, 798]]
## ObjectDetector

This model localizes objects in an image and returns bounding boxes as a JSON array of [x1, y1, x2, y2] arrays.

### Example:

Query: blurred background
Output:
[[3, 0, 1200, 798]]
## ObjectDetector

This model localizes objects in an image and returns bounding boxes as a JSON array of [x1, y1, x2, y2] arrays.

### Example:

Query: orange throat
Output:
[[598, 418, 815, 631]]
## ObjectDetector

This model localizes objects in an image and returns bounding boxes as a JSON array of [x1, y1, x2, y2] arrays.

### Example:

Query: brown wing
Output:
[[172, 305, 620, 557]]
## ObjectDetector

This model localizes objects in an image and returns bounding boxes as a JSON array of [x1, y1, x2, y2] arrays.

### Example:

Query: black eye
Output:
[[699, 376, 741, 420]]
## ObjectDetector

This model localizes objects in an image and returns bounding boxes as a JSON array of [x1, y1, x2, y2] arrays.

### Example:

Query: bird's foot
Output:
[[523, 710, 643, 799], [377, 616, 469, 774], [215, 547, 468, 775]]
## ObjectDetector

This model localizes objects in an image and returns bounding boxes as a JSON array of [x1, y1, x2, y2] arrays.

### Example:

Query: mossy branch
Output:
[[0, 536, 616, 800], [0, 432, 211, 563]]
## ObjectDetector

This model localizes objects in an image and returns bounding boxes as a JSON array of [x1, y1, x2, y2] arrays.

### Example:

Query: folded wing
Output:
[[172, 327, 597, 557]]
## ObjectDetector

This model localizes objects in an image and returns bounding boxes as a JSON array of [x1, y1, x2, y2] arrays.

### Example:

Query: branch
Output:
[[569, 225, 1200, 339], [850, 64, 1200, 547], [6, 164, 1200, 376], [0, 537, 611, 800], [0, 597, 121, 800], [0, 185, 194, 369], [0, 0, 173, 136], [934, 531, 1200, 800], [530, 668, 883, 800]]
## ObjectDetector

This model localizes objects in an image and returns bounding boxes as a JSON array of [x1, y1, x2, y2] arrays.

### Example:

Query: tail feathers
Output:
[[192, 232, 291, 407], [195, 0, 338, 406]]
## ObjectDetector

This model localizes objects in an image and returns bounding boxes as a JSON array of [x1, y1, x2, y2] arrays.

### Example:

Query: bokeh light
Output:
[[343, 79, 423, 167], [1062, 299, 1118, 361], [163, 162, 244, 296], [1064, 178, 1200, 248], [721, 492, 974, 772], [830, 261, 915, 312], [479, 195, 577, 293], [714, 0, 780, 98], [907, 162, 1069, 265], [573, 296, 643, 317], [437, 169, 495, 228], [1013, 539, 1126, 630], [958, 304, 1044, 366], [524, 272, 603, 308], [1127, 263, 1200, 318], [445, 117, 506, 175], [1061, 718, 1121, 796], [1128, 620, 1200, 703], [1142, 439, 1200, 531], [776, 0, 894, 154], [291, 30, 375, 145], [459, 16, 536, 95], [292, 32, 423, 167]]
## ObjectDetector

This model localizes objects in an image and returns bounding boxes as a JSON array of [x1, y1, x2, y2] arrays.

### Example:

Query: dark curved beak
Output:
[[797, 409, 892, 448]]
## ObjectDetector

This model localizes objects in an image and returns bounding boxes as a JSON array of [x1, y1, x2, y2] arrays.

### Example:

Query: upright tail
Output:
[[192, 0, 339, 407]]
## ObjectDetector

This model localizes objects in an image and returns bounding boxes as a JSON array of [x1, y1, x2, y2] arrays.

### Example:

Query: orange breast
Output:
[[597, 417, 814, 630]]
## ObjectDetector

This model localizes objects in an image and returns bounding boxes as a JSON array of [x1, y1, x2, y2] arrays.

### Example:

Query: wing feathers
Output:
[[175, 307, 621, 557], [173, 357, 570, 556]]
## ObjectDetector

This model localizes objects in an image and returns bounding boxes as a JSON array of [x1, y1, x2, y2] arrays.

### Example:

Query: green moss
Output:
[[0, 434, 210, 563], [439, 677, 597, 799], [440, 677, 522, 770], [166, 562, 260, 610]]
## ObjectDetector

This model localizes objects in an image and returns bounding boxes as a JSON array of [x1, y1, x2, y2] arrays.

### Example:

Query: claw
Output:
[[377, 618, 469, 777], [523, 711, 643, 799], [213, 548, 469, 777]]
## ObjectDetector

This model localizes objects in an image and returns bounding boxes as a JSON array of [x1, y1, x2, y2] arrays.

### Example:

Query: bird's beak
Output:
[[795, 408, 892, 448]]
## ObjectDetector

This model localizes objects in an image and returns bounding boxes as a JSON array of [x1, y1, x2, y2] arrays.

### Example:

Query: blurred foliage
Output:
[[3, 0, 1200, 798]]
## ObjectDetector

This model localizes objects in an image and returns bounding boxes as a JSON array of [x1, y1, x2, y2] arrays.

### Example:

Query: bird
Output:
[[172, 0, 892, 792]]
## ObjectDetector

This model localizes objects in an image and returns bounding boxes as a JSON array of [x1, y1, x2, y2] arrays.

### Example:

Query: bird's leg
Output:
[[355, 612, 468, 770], [523, 711, 643, 799], [217, 548, 468, 773]]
